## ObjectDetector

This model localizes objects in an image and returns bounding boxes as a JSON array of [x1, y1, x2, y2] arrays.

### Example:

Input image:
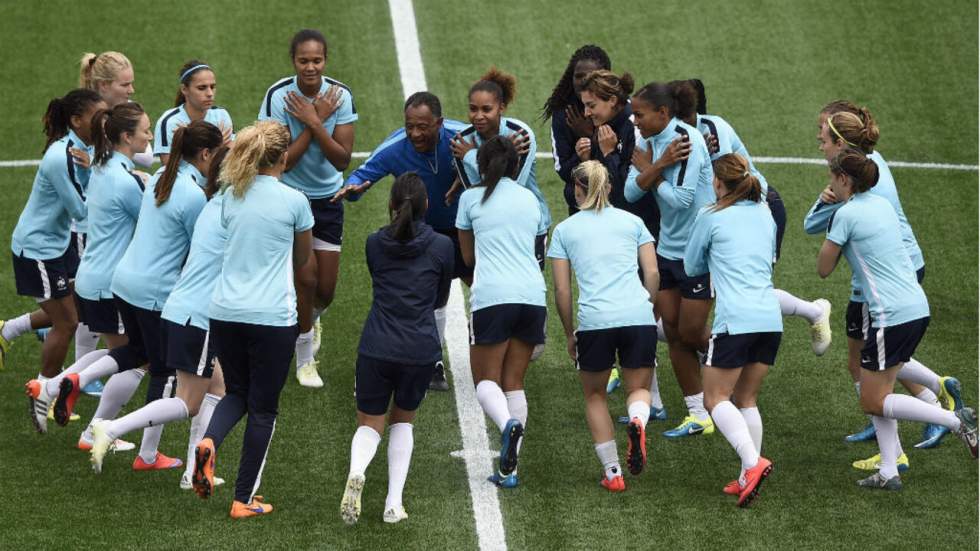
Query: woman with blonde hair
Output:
[[548, 160, 659, 492], [192, 120, 313, 518]]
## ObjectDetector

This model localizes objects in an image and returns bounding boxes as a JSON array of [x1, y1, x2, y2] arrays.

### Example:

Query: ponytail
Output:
[[42, 88, 103, 152], [829, 147, 879, 193], [570, 160, 611, 212], [156, 120, 223, 206], [219, 120, 290, 199], [827, 109, 879, 154], [386, 172, 427, 242], [711, 154, 762, 211], [476, 135, 519, 203], [204, 144, 230, 200], [669, 80, 699, 122], [91, 103, 145, 166]]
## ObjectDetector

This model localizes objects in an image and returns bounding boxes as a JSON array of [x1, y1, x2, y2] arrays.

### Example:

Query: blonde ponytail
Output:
[[219, 120, 289, 198], [571, 160, 612, 211]]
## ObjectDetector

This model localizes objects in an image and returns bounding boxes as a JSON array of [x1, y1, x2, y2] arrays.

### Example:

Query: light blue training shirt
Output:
[[547, 206, 656, 331], [685, 200, 782, 335], [455, 177, 545, 312], [258, 75, 357, 199], [209, 175, 314, 327], [75, 152, 144, 300], [696, 114, 769, 194], [154, 105, 234, 156]]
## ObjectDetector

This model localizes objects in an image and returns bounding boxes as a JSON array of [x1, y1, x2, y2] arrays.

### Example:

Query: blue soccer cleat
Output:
[[617, 406, 668, 425], [82, 379, 104, 398], [499, 419, 523, 476], [662, 415, 714, 439], [488, 471, 519, 488], [35, 327, 50, 342], [914, 423, 950, 449], [938, 376, 964, 412], [845, 421, 876, 443]]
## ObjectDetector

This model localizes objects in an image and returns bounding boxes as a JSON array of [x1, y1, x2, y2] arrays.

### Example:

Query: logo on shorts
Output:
[[692, 283, 705, 294], [847, 323, 859, 333], [55, 276, 67, 291]]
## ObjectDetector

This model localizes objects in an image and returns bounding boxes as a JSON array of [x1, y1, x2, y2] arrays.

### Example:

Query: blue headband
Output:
[[179, 64, 211, 83]]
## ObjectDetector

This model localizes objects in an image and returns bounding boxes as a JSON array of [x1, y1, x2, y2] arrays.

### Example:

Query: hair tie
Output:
[[180, 64, 211, 83], [827, 118, 857, 147], [742, 170, 750, 178]]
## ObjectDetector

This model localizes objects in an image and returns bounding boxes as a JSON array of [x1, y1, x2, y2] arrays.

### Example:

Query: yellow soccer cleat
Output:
[[852, 452, 909, 473]]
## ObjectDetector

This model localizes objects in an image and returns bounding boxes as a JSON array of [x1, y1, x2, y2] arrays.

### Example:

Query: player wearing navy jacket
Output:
[[341, 173, 453, 525]]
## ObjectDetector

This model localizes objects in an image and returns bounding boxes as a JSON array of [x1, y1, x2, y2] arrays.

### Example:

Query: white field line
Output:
[[2, 153, 975, 171], [388, 1, 507, 550]]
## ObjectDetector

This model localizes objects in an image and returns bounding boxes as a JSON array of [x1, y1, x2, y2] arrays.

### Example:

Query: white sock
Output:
[[594, 440, 621, 480], [385, 423, 414, 511], [74, 323, 99, 362], [44, 349, 110, 395], [897, 358, 941, 394], [78, 355, 121, 389], [185, 393, 220, 478], [138, 376, 176, 464], [476, 381, 512, 431], [349, 425, 381, 477], [882, 393, 960, 430], [739, 407, 763, 453], [2, 313, 32, 341], [915, 388, 941, 408], [504, 390, 528, 426], [628, 400, 650, 425], [295, 329, 315, 367], [871, 415, 900, 479], [684, 392, 710, 421], [656, 318, 667, 343], [711, 401, 760, 471], [106, 397, 188, 440], [89, 368, 144, 426], [854, 382, 861, 399], [649, 368, 663, 409], [774, 289, 822, 323], [434, 306, 448, 345]]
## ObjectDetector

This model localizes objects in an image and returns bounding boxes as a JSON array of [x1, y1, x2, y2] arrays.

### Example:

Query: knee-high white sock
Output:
[[739, 407, 763, 453], [185, 393, 221, 478], [656, 318, 667, 343], [774, 289, 822, 323], [882, 393, 960, 430], [649, 368, 663, 409], [81, 369, 145, 442], [915, 388, 941, 408], [44, 349, 109, 395], [711, 401, 760, 472], [106, 397, 188, 440], [74, 323, 99, 363], [476, 381, 512, 432], [594, 440, 621, 480], [628, 400, 651, 425], [897, 359, 941, 394], [2, 313, 33, 341], [385, 423, 414, 510], [295, 329, 315, 367], [684, 393, 710, 422], [78, 355, 121, 389], [871, 415, 901, 479], [138, 375, 176, 464], [504, 389, 527, 459], [349, 425, 381, 477], [434, 306, 448, 345]]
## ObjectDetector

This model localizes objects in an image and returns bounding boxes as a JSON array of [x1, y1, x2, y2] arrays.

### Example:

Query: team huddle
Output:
[[0, 30, 976, 522]]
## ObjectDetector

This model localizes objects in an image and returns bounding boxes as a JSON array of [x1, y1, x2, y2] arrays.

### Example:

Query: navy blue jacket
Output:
[[358, 222, 454, 364]]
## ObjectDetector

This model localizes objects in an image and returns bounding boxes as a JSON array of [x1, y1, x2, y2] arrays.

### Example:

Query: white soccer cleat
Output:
[[180, 472, 225, 490], [530, 343, 545, 361], [340, 474, 365, 525], [25, 379, 53, 434], [90, 421, 114, 474], [383, 506, 408, 524], [809, 299, 832, 356], [312, 318, 322, 355], [296, 360, 324, 388]]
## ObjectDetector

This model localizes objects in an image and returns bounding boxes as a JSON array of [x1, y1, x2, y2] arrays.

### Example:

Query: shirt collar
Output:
[[179, 160, 205, 188], [111, 150, 135, 170], [66, 129, 90, 149]]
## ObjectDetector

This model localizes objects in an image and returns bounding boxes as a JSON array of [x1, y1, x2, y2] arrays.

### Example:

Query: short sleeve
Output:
[[334, 87, 358, 125], [546, 224, 568, 259], [826, 206, 851, 246], [259, 87, 289, 125], [153, 116, 170, 155], [455, 191, 474, 230], [635, 216, 655, 246], [220, 110, 235, 140], [292, 191, 315, 232]]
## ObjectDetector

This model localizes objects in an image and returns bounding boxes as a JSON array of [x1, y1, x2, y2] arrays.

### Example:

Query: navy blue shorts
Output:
[[846, 266, 924, 340], [355, 355, 434, 415], [575, 325, 657, 372], [309, 197, 344, 249], [706, 331, 782, 368], [471, 303, 547, 346], [108, 297, 167, 375], [766, 186, 786, 262], [162, 319, 218, 378], [66, 231, 86, 279], [657, 254, 712, 300], [11, 249, 73, 301], [74, 293, 122, 335], [433, 227, 474, 280], [860, 317, 929, 372]]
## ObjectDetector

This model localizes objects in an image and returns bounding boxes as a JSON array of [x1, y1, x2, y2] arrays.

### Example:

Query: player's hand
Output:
[[704, 132, 719, 155], [565, 333, 577, 362], [631, 145, 654, 172], [133, 170, 151, 184], [596, 125, 617, 157], [450, 132, 477, 159], [284, 91, 320, 128], [565, 104, 594, 138], [509, 129, 531, 156], [820, 185, 839, 204], [332, 181, 372, 203], [575, 138, 592, 161], [314, 86, 343, 121], [445, 179, 463, 206], [657, 137, 691, 168], [69, 147, 91, 169], [219, 123, 234, 146]]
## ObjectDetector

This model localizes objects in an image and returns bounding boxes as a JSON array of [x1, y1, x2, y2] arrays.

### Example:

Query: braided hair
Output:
[[540, 44, 611, 120]]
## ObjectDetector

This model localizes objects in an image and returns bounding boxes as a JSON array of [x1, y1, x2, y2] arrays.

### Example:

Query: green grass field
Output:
[[0, 1, 976, 549]]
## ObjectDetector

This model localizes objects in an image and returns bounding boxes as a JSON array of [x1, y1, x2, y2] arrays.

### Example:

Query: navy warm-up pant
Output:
[[203, 319, 299, 504]]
